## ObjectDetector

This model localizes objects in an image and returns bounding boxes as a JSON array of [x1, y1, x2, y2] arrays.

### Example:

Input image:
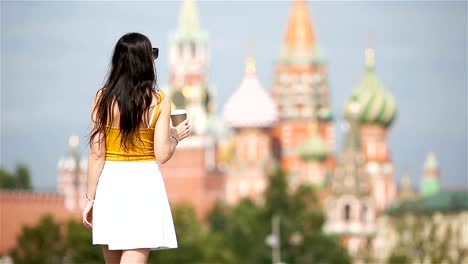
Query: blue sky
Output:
[[1, 1, 466, 191]]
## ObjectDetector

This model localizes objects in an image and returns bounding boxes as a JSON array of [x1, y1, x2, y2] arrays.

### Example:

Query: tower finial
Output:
[[178, 0, 200, 35], [245, 40, 256, 75], [365, 33, 375, 70]]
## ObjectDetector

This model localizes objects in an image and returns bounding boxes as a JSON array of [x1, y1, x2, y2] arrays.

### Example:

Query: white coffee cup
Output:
[[170, 109, 187, 126]]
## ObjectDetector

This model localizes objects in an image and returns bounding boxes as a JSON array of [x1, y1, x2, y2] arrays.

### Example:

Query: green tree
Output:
[[263, 163, 289, 218], [389, 213, 468, 264], [206, 200, 227, 233], [9, 214, 65, 264], [149, 203, 235, 264], [15, 164, 32, 189], [262, 167, 350, 264], [224, 198, 270, 263], [0, 164, 32, 190], [64, 219, 104, 264], [206, 164, 351, 264], [0, 167, 16, 188], [388, 254, 410, 264], [10, 215, 104, 264]]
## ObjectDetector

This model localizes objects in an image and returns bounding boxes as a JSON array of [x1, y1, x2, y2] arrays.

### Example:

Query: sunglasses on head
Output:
[[152, 48, 159, 60]]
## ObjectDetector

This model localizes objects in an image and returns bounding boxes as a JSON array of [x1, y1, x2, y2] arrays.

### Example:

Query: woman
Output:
[[82, 32, 190, 264]]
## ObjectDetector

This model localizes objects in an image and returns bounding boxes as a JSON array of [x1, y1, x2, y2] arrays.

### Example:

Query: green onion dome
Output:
[[298, 122, 329, 161], [343, 47, 398, 128]]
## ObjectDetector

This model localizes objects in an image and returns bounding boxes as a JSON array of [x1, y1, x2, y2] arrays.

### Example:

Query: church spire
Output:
[[178, 0, 200, 36], [172, 0, 207, 45], [284, 0, 317, 53]]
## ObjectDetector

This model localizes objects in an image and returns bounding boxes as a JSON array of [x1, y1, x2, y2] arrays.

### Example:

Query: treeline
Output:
[[0, 164, 32, 190]]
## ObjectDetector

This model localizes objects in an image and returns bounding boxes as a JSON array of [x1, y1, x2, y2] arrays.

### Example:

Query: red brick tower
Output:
[[57, 135, 87, 212], [161, 0, 221, 219]]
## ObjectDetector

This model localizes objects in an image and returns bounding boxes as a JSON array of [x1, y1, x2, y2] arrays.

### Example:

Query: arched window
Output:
[[344, 204, 351, 221]]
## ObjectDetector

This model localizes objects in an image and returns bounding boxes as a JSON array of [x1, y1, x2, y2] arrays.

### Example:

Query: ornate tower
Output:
[[57, 135, 87, 212], [420, 151, 440, 197], [323, 101, 376, 257], [343, 42, 398, 212], [271, 0, 335, 173], [223, 55, 278, 205], [168, 0, 213, 136]]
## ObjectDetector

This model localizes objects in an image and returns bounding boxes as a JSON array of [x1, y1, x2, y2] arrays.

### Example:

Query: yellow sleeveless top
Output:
[[105, 90, 165, 161]]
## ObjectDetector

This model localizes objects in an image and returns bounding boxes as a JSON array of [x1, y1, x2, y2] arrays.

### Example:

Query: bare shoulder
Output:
[[156, 89, 168, 102], [161, 95, 171, 114], [157, 89, 170, 109]]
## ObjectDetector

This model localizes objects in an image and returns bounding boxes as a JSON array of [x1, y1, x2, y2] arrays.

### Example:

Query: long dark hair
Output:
[[89, 32, 160, 151]]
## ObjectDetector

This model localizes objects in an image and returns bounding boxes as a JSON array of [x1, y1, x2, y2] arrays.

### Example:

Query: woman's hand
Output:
[[82, 200, 94, 230], [170, 119, 191, 142]]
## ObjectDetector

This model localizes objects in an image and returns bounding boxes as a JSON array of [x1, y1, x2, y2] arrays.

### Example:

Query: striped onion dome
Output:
[[223, 56, 278, 128], [298, 121, 329, 161], [344, 47, 398, 127]]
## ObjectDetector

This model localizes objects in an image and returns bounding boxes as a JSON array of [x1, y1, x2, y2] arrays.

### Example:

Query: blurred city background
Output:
[[1, 0, 467, 263]]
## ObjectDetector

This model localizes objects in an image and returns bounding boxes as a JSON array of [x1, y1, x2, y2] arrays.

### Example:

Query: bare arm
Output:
[[86, 91, 106, 199], [154, 94, 178, 164]]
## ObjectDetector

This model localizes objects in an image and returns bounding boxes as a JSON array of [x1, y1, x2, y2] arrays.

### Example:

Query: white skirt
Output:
[[92, 160, 178, 251]]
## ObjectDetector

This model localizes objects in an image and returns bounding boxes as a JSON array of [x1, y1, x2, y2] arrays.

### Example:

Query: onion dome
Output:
[[298, 121, 329, 161], [344, 46, 398, 127], [223, 56, 278, 128]]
